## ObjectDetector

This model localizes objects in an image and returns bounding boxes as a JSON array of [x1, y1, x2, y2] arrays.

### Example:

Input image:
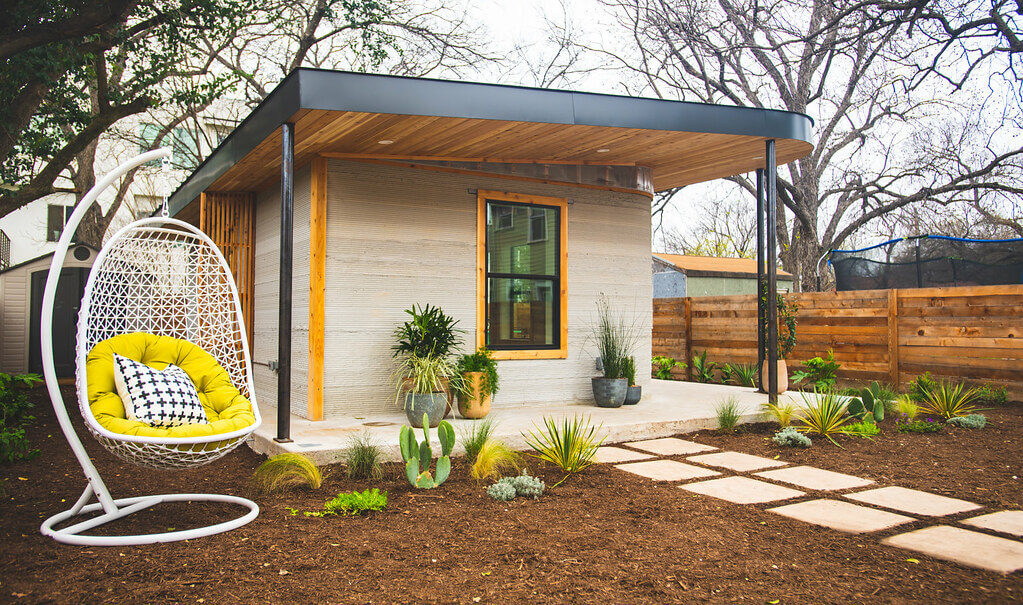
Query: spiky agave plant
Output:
[[727, 362, 758, 387], [523, 415, 605, 488], [920, 380, 981, 420], [252, 453, 323, 494], [793, 390, 852, 446]]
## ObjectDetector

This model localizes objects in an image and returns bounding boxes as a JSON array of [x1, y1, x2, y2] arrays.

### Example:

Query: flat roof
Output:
[[654, 253, 793, 278], [169, 69, 814, 215]]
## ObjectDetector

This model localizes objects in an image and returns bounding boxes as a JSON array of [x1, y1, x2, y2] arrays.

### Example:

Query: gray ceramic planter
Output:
[[624, 385, 642, 405], [591, 377, 628, 408], [404, 392, 448, 427]]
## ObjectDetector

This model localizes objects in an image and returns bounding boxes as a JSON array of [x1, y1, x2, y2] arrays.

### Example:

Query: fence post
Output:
[[683, 297, 693, 381], [888, 288, 899, 387]]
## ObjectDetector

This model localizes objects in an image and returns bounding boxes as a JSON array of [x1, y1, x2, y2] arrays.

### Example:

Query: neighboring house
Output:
[[165, 69, 814, 421], [652, 253, 794, 298], [0, 245, 98, 378]]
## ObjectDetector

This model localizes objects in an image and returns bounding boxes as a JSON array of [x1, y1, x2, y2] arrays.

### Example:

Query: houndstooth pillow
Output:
[[112, 353, 209, 428]]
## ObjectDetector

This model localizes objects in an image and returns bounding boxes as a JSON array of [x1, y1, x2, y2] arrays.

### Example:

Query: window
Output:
[[46, 204, 73, 242], [139, 123, 200, 170], [477, 191, 567, 360]]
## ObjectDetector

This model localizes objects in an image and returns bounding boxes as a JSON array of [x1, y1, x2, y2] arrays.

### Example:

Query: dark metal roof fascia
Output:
[[170, 68, 814, 215]]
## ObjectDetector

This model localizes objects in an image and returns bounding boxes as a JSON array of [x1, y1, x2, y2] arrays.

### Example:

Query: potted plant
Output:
[[759, 287, 797, 394], [393, 353, 461, 428], [454, 348, 499, 419], [622, 356, 641, 405], [591, 296, 637, 408], [392, 303, 464, 416]]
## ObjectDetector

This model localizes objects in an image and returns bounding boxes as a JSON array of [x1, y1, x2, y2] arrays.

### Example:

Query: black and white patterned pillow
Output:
[[112, 353, 209, 428]]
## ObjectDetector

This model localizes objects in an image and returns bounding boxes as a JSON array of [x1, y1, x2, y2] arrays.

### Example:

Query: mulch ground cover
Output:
[[3, 386, 1023, 604]]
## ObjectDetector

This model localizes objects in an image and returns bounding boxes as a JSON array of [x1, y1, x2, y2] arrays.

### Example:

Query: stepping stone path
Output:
[[768, 499, 915, 534], [687, 451, 787, 472], [625, 437, 717, 456], [614, 460, 720, 482], [608, 437, 1022, 574], [681, 476, 804, 504], [594, 446, 654, 464], [883, 526, 1023, 574], [963, 511, 1023, 538], [845, 486, 982, 517], [754, 465, 873, 491]]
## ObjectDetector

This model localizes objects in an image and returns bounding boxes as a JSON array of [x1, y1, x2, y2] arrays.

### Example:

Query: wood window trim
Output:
[[476, 189, 568, 361]]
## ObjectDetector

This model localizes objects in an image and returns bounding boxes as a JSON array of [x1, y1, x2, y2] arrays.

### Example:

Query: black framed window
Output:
[[485, 199, 560, 350]]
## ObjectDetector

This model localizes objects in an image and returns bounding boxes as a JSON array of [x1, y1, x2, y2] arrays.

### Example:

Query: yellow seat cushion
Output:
[[87, 333, 255, 438]]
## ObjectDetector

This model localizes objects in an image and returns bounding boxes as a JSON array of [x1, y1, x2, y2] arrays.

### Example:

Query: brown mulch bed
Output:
[[3, 387, 1023, 604]]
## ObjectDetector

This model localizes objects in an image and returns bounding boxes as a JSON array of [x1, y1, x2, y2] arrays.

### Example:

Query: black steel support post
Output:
[[275, 122, 295, 443], [756, 168, 766, 393], [766, 140, 779, 403]]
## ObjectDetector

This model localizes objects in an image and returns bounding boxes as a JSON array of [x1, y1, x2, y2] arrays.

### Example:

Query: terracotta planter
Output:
[[456, 371, 492, 419], [759, 359, 789, 394], [624, 385, 642, 405], [591, 377, 628, 408]]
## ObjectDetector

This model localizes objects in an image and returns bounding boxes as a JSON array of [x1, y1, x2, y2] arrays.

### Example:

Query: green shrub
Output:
[[522, 415, 605, 487], [842, 420, 881, 438], [791, 349, 840, 391], [947, 414, 987, 429], [651, 356, 684, 380], [975, 385, 1008, 407], [909, 372, 938, 402], [714, 396, 743, 432], [392, 303, 463, 359], [896, 416, 942, 434], [253, 453, 322, 494], [692, 350, 717, 383], [0, 373, 42, 464], [726, 362, 758, 387], [316, 488, 387, 516], [455, 348, 500, 398], [622, 356, 637, 386], [345, 433, 383, 480], [773, 426, 811, 448]]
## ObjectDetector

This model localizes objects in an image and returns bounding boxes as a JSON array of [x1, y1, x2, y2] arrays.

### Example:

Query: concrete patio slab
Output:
[[845, 486, 981, 517], [687, 451, 788, 472], [623, 437, 717, 456], [754, 466, 873, 491], [681, 476, 804, 504], [594, 446, 654, 464], [882, 526, 1023, 574], [614, 460, 722, 482], [251, 379, 816, 464], [768, 499, 915, 534], [963, 511, 1023, 538]]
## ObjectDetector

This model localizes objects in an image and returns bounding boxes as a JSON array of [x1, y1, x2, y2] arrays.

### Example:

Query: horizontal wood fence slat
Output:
[[653, 285, 1023, 396]]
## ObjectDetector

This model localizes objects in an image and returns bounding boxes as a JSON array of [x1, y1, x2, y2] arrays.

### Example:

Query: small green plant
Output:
[[470, 437, 523, 482], [793, 390, 851, 446], [791, 349, 840, 391], [763, 400, 797, 427], [487, 471, 546, 502], [909, 371, 938, 402], [873, 383, 899, 410], [622, 356, 637, 386], [893, 395, 919, 420], [399, 415, 455, 488], [318, 488, 387, 517], [919, 380, 981, 420], [344, 433, 383, 480], [460, 417, 496, 465], [726, 362, 758, 387], [592, 295, 638, 380], [523, 415, 605, 487], [0, 372, 42, 464], [947, 414, 987, 429], [253, 453, 323, 494], [760, 284, 798, 359], [455, 348, 500, 399], [651, 356, 684, 380], [846, 383, 885, 424], [975, 384, 1008, 407], [392, 352, 461, 405], [896, 415, 942, 433], [842, 420, 881, 438], [692, 350, 718, 383], [392, 303, 464, 358], [714, 396, 743, 432], [773, 426, 811, 448]]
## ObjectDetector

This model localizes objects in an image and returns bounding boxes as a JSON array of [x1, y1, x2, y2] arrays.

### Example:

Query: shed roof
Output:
[[168, 69, 813, 215], [654, 253, 793, 279]]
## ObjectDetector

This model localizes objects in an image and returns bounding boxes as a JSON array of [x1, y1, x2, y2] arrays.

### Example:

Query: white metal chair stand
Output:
[[39, 149, 262, 546]]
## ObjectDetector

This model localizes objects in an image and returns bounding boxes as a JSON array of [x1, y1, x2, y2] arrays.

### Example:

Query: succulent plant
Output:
[[847, 383, 885, 423], [947, 414, 987, 429], [487, 482, 516, 501], [487, 471, 546, 501], [399, 414, 454, 488], [773, 426, 811, 448]]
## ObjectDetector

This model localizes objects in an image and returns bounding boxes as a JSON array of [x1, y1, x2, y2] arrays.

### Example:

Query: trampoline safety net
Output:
[[829, 236, 1023, 291]]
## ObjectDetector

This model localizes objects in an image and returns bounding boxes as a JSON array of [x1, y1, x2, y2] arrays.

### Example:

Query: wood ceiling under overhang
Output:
[[169, 69, 814, 214]]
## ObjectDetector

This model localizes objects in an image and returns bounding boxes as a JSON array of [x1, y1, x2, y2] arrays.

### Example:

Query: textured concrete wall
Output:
[[653, 270, 687, 298]]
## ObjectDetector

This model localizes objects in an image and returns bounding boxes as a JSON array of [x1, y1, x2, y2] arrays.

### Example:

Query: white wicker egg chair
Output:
[[40, 149, 262, 546]]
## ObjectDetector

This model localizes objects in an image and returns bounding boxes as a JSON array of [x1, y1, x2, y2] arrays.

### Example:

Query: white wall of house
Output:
[[253, 159, 653, 419]]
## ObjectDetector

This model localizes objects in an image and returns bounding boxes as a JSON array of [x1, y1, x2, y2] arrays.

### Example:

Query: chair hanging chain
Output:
[[160, 153, 170, 218]]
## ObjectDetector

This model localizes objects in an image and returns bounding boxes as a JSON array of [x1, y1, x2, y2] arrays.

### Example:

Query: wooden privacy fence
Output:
[[653, 284, 1023, 395]]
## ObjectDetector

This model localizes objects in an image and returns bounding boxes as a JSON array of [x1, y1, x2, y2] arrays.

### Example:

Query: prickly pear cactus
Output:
[[399, 414, 455, 488], [847, 387, 884, 423]]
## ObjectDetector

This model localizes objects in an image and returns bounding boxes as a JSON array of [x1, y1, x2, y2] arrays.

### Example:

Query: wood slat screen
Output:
[[653, 285, 1023, 395], [199, 192, 256, 352]]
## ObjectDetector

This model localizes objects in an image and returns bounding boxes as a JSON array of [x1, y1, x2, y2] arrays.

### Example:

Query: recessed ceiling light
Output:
[[753, 155, 763, 159], [378, 139, 394, 145], [596, 148, 611, 153]]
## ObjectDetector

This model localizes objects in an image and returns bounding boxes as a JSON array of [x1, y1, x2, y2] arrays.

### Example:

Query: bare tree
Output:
[[659, 196, 757, 257]]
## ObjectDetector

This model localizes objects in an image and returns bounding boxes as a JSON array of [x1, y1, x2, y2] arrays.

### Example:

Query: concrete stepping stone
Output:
[[614, 459, 721, 482], [687, 451, 788, 472], [963, 511, 1023, 538], [754, 465, 873, 491], [680, 476, 804, 504], [624, 437, 717, 456], [882, 526, 1023, 574], [845, 486, 981, 517], [594, 446, 654, 464], [768, 499, 915, 534]]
